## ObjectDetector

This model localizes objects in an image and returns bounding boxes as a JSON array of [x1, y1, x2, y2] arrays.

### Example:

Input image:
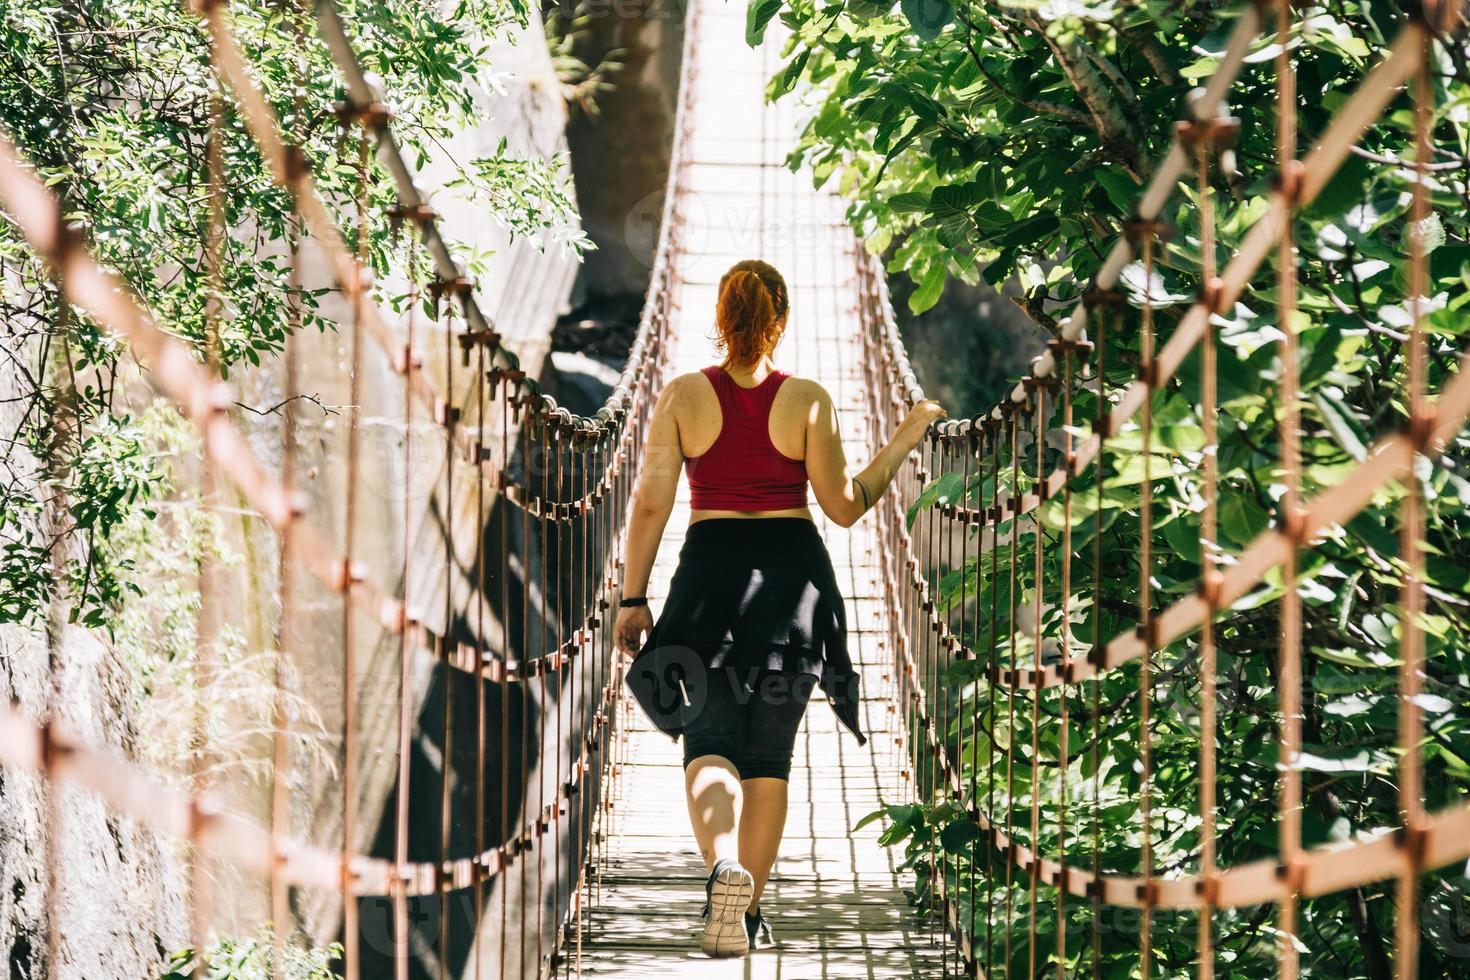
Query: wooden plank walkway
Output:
[[576, 2, 947, 975]]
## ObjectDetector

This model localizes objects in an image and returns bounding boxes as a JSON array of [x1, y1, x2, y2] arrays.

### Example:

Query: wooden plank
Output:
[[576, 948, 948, 979]]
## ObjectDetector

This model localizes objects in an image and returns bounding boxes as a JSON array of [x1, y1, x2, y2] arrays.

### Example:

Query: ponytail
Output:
[[714, 260, 789, 366]]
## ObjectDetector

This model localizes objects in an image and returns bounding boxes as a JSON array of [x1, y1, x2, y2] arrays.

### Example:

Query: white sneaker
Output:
[[701, 859, 755, 958]]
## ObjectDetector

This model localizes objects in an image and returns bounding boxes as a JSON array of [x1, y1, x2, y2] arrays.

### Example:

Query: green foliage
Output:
[[544, 1, 627, 118], [161, 928, 343, 979], [759, 0, 1470, 337], [92, 402, 337, 788], [446, 136, 594, 253], [770, 0, 1470, 974], [0, 0, 587, 631]]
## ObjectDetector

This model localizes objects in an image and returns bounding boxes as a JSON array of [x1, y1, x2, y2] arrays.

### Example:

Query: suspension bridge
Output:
[[0, 0, 1467, 977]]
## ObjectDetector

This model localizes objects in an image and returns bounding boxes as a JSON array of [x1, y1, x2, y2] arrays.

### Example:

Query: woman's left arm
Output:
[[614, 378, 685, 655]]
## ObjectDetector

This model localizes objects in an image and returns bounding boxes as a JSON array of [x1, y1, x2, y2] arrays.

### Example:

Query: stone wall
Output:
[[0, 627, 188, 979]]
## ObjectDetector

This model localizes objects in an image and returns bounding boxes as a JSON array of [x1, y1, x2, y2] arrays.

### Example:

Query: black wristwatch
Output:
[[619, 596, 648, 608]]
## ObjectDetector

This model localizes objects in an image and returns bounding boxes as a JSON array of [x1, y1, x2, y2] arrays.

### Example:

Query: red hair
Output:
[[714, 259, 789, 366]]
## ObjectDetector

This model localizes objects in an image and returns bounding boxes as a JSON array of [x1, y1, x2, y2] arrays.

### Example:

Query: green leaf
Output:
[[939, 818, 982, 854], [1095, 168, 1139, 212], [908, 261, 946, 315], [1304, 152, 1370, 219], [905, 468, 957, 527], [1312, 391, 1367, 461], [931, 183, 984, 246], [769, 48, 811, 98], [877, 803, 922, 845], [1000, 212, 1058, 247], [983, 248, 1015, 286], [900, 0, 953, 41], [1219, 495, 1269, 546], [1430, 243, 1470, 283], [848, 0, 896, 18], [746, 0, 783, 46], [888, 803, 922, 827], [889, 191, 931, 214], [932, 470, 964, 504], [1161, 513, 1201, 565], [1180, 56, 1221, 83]]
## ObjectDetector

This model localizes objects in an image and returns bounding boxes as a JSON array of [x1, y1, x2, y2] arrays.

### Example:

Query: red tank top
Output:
[[686, 365, 809, 511]]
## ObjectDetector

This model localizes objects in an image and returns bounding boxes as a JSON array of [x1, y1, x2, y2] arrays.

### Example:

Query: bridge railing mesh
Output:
[[0, 0, 702, 975], [857, 3, 1469, 977]]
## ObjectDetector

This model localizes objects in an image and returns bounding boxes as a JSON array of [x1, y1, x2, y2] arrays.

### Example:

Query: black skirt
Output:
[[626, 517, 867, 746]]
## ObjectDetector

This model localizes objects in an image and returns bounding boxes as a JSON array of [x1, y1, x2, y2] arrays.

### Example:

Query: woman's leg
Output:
[[682, 671, 759, 957], [735, 670, 815, 911], [684, 755, 743, 868], [681, 666, 747, 868], [738, 777, 788, 909]]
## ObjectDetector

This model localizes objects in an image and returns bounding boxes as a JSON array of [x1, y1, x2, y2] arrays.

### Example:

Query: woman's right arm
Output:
[[805, 384, 945, 528]]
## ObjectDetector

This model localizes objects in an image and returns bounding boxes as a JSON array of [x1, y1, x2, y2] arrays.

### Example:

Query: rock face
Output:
[[0, 263, 187, 978], [0, 625, 187, 980], [890, 271, 1047, 415], [556, 0, 687, 304]]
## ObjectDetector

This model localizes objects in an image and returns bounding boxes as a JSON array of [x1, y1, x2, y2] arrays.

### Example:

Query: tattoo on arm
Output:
[[853, 475, 872, 513]]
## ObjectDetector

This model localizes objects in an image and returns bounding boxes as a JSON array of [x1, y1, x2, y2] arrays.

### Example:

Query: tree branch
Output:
[[1014, 9, 1145, 172], [952, 6, 1092, 128], [1009, 291, 1060, 338], [973, 57, 1093, 128], [1080, 32, 1143, 124], [1116, 22, 1179, 86], [233, 393, 339, 418]]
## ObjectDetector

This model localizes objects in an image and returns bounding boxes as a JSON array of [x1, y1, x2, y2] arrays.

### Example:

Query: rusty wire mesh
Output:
[[858, 3, 1470, 977], [0, 0, 700, 973]]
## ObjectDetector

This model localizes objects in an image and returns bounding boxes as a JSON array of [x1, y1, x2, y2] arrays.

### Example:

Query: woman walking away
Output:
[[613, 258, 944, 958]]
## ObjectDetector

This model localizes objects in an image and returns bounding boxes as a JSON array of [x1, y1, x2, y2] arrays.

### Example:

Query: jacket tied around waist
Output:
[[626, 517, 867, 746]]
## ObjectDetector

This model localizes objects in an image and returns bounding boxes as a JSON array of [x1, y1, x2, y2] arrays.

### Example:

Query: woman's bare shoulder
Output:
[[661, 370, 716, 401], [777, 375, 835, 410]]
